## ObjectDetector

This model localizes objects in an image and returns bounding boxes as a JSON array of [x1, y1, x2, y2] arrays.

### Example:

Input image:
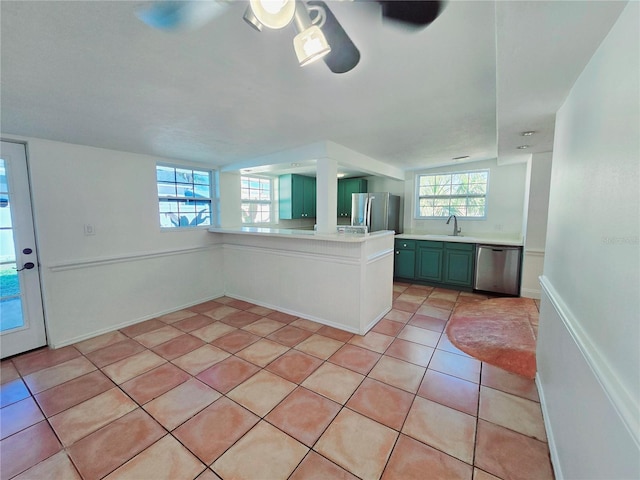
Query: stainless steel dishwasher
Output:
[[474, 245, 522, 295]]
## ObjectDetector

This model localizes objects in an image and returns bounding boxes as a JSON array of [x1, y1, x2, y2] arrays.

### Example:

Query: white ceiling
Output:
[[0, 1, 627, 177]]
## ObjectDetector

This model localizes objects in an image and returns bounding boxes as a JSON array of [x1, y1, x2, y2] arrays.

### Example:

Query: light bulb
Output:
[[261, 0, 287, 14], [294, 25, 331, 66]]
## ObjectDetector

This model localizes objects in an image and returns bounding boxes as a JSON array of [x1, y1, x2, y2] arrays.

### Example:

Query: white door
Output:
[[0, 141, 47, 358]]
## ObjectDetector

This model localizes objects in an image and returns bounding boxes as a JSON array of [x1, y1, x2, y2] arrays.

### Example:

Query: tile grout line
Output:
[[2, 286, 547, 480]]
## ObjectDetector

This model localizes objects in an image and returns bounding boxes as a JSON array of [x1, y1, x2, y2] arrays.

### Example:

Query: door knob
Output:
[[15, 262, 35, 271]]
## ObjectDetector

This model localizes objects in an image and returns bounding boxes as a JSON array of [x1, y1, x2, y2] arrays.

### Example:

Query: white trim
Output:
[[49, 291, 225, 349], [540, 276, 640, 448], [222, 243, 362, 266], [520, 287, 541, 299], [524, 248, 545, 256], [362, 308, 391, 333], [223, 293, 357, 334], [367, 248, 394, 263], [47, 245, 221, 272], [535, 372, 563, 480], [224, 293, 390, 335]]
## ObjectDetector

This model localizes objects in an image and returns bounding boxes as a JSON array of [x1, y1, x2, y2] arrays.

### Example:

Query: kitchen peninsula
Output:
[[208, 227, 395, 334]]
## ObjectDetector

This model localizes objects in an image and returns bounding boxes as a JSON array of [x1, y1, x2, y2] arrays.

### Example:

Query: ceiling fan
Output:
[[136, 0, 444, 74]]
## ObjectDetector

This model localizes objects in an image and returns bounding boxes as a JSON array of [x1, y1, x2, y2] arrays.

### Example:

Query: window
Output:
[[157, 164, 212, 228], [241, 175, 272, 224], [416, 169, 489, 219]]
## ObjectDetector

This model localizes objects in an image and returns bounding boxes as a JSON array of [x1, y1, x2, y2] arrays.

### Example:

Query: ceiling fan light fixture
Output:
[[292, 2, 330, 66], [294, 25, 331, 66], [243, 6, 264, 31], [249, 0, 296, 29]]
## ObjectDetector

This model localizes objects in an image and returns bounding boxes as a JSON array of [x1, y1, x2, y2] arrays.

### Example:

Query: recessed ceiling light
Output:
[[337, 173, 346, 178], [521, 131, 535, 136], [290, 163, 300, 167], [517, 145, 530, 149]]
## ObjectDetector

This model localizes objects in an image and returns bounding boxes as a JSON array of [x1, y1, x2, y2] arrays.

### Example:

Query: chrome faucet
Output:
[[446, 215, 461, 236]]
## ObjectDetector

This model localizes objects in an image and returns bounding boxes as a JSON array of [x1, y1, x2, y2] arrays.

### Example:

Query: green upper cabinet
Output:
[[279, 174, 316, 219], [337, 178, 368, 218], [443, 243, 475, 287]]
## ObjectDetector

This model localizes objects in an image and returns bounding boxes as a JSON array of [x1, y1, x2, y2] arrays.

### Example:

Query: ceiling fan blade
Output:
[[308, 1, 360, 74], [378, 0, 443, 28], [136, 1, 230, 31]]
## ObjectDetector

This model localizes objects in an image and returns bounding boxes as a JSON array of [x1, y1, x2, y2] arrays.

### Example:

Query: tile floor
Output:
[[0, 283, 554, 480]]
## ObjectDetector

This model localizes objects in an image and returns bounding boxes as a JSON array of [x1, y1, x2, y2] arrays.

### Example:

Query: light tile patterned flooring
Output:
[[0, 283, 554, 480]]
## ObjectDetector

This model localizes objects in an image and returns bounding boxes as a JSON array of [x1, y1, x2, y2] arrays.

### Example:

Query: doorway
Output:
[[0, 141, 47, 358]]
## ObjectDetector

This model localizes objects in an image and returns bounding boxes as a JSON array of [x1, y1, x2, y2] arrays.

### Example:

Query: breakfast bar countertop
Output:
[[209, 226, 394, 243]]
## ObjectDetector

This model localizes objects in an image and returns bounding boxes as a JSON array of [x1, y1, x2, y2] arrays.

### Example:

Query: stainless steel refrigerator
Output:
[[351, 193, 401, 233]]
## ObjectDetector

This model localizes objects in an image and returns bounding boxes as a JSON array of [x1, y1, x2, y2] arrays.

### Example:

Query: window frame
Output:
[[240, 174, 274, 225], [414, 168, 490, 220], [156, 163, 214, 230]]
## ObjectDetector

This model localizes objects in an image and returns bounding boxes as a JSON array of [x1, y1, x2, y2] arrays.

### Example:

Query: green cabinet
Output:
[[279, 174, 316, 219], [337, 178, 368, 218], [394, 239, 416, 279], [394, 239, 475, 289], [443, 243, 475, 286], [416, 241, 444, 282]]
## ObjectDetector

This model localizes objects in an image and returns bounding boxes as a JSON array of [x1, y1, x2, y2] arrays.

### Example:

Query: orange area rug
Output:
[[445, 297, 538, 379]]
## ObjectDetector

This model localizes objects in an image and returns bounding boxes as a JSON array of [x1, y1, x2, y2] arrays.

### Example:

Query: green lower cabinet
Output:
[[443, 245, 474, 287], [394, 239, 475, 289], [394, 250, 415, 278], [416, 242, 444, 282], [394, 239, 416, 279]]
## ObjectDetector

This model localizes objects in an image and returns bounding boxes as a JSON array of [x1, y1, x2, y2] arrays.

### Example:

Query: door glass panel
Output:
[[0, 159, 24, 331]]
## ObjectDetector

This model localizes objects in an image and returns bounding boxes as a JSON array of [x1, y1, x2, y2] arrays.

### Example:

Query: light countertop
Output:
[[395, 233, 523, 246], [208, 227, 395, 243]]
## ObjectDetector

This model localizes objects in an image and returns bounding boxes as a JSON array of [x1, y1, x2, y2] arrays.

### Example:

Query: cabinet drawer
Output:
[[395, 239, 416, 250], [417, 240, 444, 249], [445, 242, 475, 251]]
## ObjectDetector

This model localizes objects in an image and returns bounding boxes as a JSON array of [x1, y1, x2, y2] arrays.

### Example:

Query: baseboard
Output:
[[535, 372, 563, 480], [520, 287, 541, 299], [223, 292, 387, 335], [50, 291, 225, 349], [362, 308, 391, 334]]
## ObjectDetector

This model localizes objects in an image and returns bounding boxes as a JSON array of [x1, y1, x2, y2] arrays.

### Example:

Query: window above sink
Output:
[[415, 169, 489, 219]]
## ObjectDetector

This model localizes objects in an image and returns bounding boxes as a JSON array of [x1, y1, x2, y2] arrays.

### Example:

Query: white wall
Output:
[[537, 3, 639, 478], [523, 153, 552, 250], [7, 137, 225, 347], [403, 159, 528, 239], [521, 152, 552, 298], [219, 172, 242, 228]]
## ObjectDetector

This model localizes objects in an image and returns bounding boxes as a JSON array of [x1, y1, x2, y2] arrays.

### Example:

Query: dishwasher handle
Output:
[[477, 245, 521, 252]]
